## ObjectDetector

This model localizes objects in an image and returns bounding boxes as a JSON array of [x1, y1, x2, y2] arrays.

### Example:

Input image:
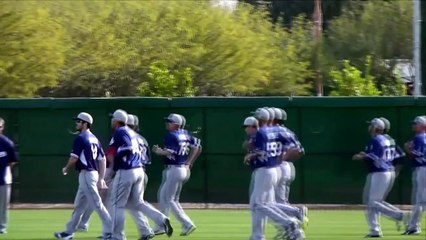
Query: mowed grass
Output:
[[2, 209, 426, 239]]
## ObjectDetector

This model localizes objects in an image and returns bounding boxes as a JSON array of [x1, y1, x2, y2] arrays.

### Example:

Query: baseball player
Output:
[[109, 110, 173, 240], [54, 112, 112, 240], [152, 113, 201, 236], [0, 118, 18, 234], [403, 116, 426, 235], [246, 108, 304, 240], [271, 108, 308, 231], [352, 118, 408, 238]]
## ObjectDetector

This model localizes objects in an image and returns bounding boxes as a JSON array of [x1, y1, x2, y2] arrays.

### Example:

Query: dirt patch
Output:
[[9, 203, 414, 211]]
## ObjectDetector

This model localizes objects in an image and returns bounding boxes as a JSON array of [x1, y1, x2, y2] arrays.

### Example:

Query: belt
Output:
[[165, 164, 187, 168]]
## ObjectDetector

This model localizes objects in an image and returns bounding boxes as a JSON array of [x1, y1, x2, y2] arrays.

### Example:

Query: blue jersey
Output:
[[71, 130, 105, 172], [252, 126, 290, 169], [0, 135, 17, 185], [163, 129, 200, 165], [110, 126, 143, 170], [277, 126, 304, 154], [410, 132, 426, 168], [363, 134, 395, 173], [136, 134, 151, 166]]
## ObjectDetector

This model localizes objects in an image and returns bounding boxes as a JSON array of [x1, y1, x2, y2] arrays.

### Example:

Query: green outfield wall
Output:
[[0, 97, 424, 204]]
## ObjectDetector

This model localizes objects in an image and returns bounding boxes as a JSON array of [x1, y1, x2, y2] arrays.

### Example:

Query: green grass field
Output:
[[2, 209, 425, 239]]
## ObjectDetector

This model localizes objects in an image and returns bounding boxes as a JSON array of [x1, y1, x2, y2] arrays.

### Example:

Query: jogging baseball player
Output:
[[152, 113, 201, 236], [352, 118, 408, 238], [54, 112, 112, 240], [109, 110, 172, 240], [246, 108, 304, 240], [0, 118, 18, 234], [271, 107, 309, 232], [403, 116, 426, 235]]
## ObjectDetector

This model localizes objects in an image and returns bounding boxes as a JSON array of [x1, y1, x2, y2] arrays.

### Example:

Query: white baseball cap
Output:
[[127, 114, 135, 126], [367, 118, 385, 130], [265, 107, 275, 120], [133, 115, 139, 126], [111, 109, 128, 123], [379, 117, 390, 130], [252, 108, 270, 121], [272, 107, 283, 120], [412, 116, 426, 126], [164, 113, 183, 125], [243, 116, 258, 127], [73, 112, 93, 124]]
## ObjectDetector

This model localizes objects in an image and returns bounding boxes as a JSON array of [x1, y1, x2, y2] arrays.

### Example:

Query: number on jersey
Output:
[[178, 142, 190, 156], [266, 141, 283, 157]]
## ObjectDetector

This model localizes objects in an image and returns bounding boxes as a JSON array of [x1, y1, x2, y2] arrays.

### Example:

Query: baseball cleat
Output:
[[299, 206, 309, 230], [287, 228, 305, 240], [180, 225, 196, 236], [154, 229, 166, 235], [0, 229, 7, 234], [364, 233, 382, 238], [402, 229, 421, 235], [163, 218, 173, 237], [54, 232, 74, 240], [139, 233, 155, 240]]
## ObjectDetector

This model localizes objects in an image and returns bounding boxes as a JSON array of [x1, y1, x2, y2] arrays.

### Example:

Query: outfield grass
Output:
[[2, 209, 425, 239]]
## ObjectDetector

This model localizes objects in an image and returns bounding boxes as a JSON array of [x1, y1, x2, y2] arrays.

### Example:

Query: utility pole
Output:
[[419, 0, 426, 95], [413, 0, 422, 96], [313, 0, 323, 96]]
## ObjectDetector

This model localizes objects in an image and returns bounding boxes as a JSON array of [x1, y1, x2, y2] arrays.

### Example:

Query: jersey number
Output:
[[383, 148, 395, 161], [91, 143, 98, 160], [178, 142, 190, 156], [267, 142, 283, 157]]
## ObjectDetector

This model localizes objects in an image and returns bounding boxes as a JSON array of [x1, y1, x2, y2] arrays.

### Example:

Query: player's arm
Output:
[[5, 139, 18, 167], [280, 132, 304, 162], [186, 138, 202, 168], [245, 132, 264, 163], [153, 133, 174, 157], [408, 137, 423, 160], [96, 147, 107, 189], [355, 139, 379, 161], [63, 137, 82, 175]]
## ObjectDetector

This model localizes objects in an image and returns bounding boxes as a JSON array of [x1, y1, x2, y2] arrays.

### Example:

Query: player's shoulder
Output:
[[0, 135, 14, 146]]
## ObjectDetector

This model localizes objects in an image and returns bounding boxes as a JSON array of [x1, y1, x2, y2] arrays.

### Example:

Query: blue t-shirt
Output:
[[252, 126, 291, 169], [410, 132, 426, 168], [163, 129, 201, 165], [71, 130, 105, 172], [246, 132, 260, 171], [0, 135, 17, 185], [363, 134, 396, 173], [110, 126, 143, 170]]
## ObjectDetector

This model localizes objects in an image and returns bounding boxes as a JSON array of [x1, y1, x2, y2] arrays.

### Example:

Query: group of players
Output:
[[0, 108, 425, 240], [352, 116, 426, 238], [242, 107, 308, 240], [54, 109, 202, 240]]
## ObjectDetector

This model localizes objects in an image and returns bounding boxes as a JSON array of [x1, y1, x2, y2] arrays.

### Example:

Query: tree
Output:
[[0, 2, 65, 97], [324, 0, 412, 95], [330, 56, 381, 96]]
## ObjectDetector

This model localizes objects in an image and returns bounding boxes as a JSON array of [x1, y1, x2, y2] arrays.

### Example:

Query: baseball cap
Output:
[[133, 115, 139, 126], [127, 114, 135, 126], [367, 118, 385, 130], [379, 117, 390, 131], [265, 107, 275, 120], [177, 114, 186, 128], [111, 109, 128, 123], [164, 113, 183, 125], [252, 108, 270, 121], [412, 116, 426, 126], [243, 116, 258, 127], [73, 112, 93, 124], [272, 107, 283, 120], [281, 109, 287, 121]]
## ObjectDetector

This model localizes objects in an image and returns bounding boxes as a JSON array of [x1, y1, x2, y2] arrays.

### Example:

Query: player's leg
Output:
[[110, 170, 134, 240], [286, 162, 296, 203], [157, 168, 169, 215], [126, 202, 154, 238], [0, 184, 11, 234], [170, 167, 195, 235], [81, 171, 112, 237], [364, 173, 381, 236], [407, 167, 426, 234], [274, 163, 287, 204], [130, 168, 173, 237]]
